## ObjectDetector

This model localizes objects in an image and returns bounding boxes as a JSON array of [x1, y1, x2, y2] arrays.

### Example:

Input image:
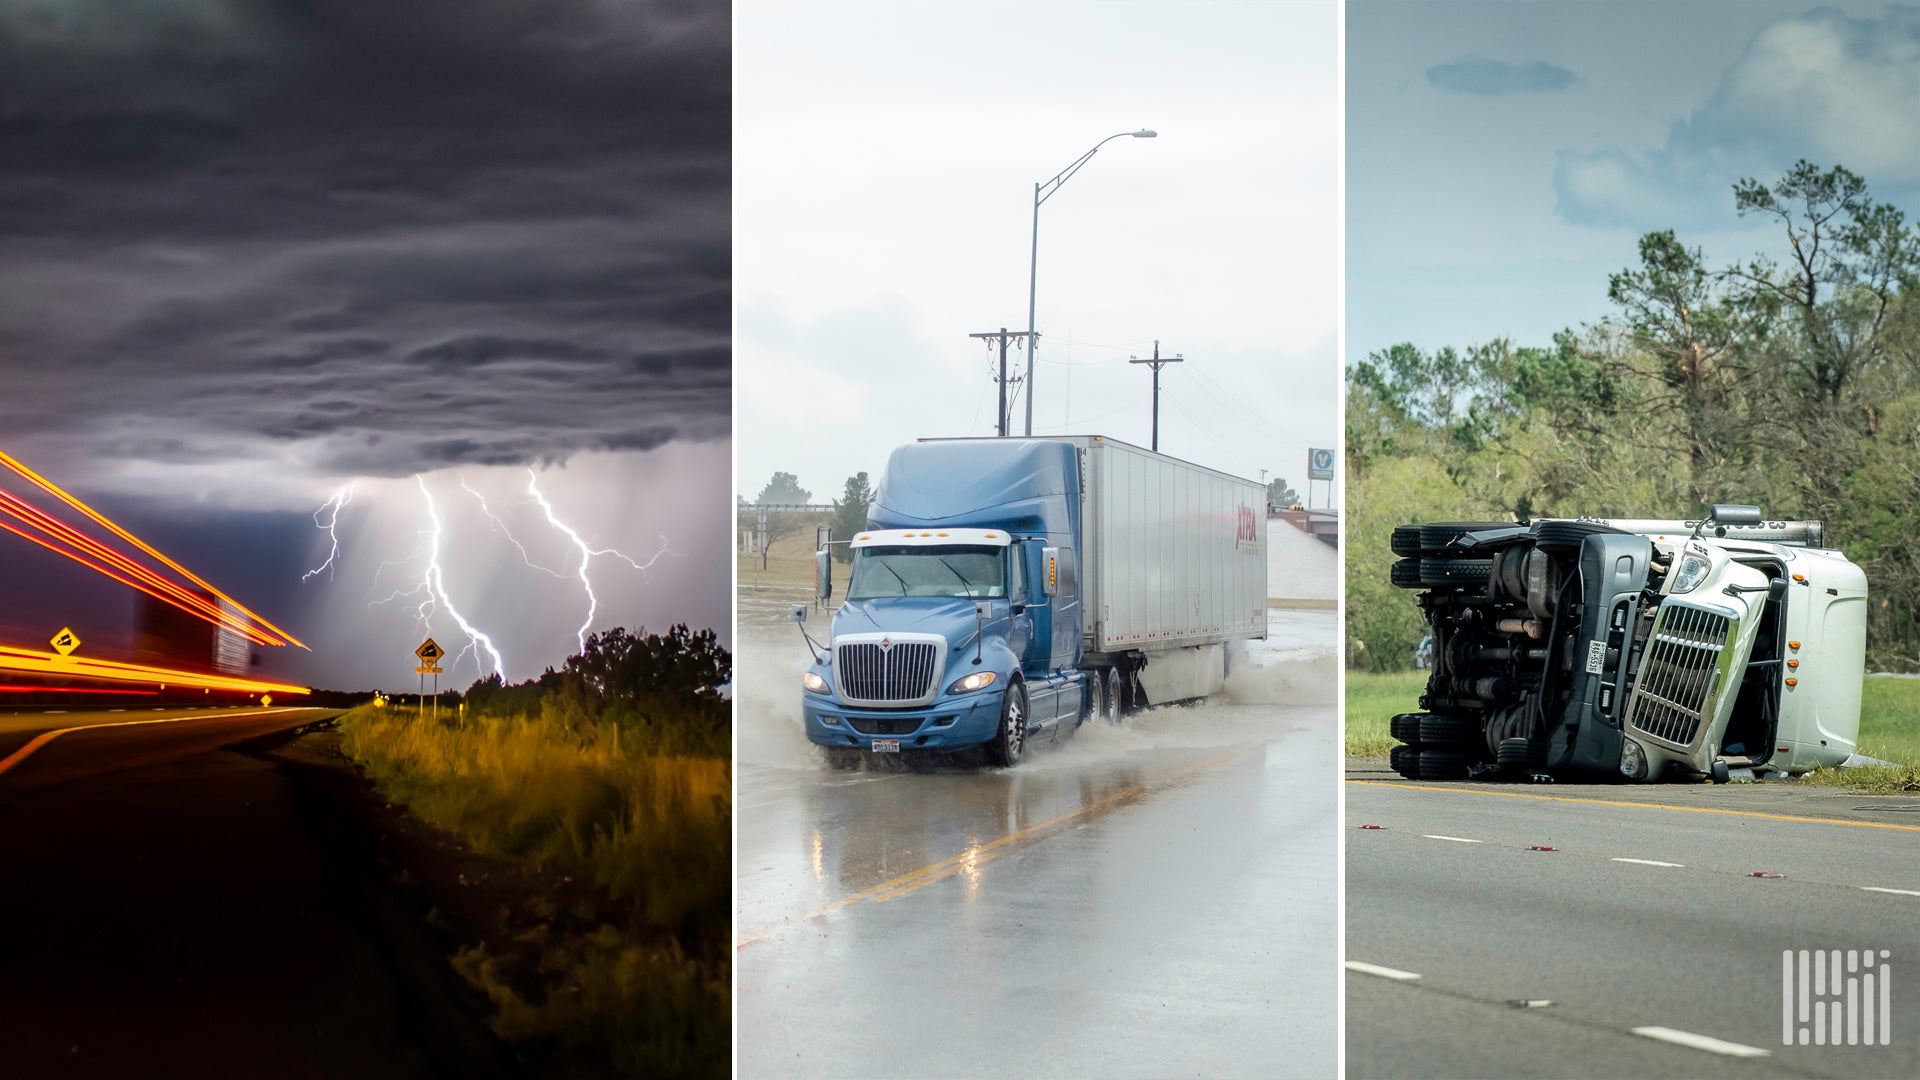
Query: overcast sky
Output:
[[1349, 0, 1920, 363], [737, 0, 1339, 509], [0, 0, 730, 689]]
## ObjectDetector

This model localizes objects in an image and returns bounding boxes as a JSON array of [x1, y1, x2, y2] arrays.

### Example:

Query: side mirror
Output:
[[974, 602, 990, 621], [1768, 577, 1789, 602], [1709, 503, 1763, 526], [815, 548, 832, 601], [789, 603, 808, 624]]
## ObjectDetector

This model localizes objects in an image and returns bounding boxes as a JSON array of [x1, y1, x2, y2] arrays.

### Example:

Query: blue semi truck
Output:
[[792, 436, 1268, 767]]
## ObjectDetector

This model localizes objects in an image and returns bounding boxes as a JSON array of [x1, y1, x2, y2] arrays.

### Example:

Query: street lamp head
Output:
[[1132, 129, 1157, 138]]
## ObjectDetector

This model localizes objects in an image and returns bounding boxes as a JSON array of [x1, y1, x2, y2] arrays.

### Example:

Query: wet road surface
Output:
[[1346, 763, 1920, 1078], [737, 598, 1339, 1078]]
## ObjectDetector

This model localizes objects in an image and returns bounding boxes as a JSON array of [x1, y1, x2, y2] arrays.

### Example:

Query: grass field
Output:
[[1345, 670, 1920, 791], [337, 703, 729, 1076], [737, 542, 825, 591]]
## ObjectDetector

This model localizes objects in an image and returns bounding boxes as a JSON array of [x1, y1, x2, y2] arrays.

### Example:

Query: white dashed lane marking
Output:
[[1611, 858, 1685, 867], [1630, 1026, 1770, 1058], [1346, 961, 1422, 981], [1421, 834, 1482, 844]]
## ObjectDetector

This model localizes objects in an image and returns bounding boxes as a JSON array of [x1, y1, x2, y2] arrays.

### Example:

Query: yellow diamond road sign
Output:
[[415, 637, 444, 664], [50, 627, 80, 656]]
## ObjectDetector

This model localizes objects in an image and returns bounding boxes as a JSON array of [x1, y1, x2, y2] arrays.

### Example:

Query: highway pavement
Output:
[[0, 705, 511, 1078], [736, 600, 1340, 1078], [1346, 760, 1920, 1078]]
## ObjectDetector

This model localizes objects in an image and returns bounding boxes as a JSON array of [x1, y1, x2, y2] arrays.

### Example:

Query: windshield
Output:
[[846, 545, 1007, 600]]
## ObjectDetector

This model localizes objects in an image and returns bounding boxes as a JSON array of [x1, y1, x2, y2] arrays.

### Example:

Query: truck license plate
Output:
[[872, 739, 900, 753], [1586, 640, 1606, 675]]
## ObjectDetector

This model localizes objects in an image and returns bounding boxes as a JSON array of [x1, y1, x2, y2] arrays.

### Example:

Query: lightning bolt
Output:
[[302, 482, 357, 582], [459, 475, 568, 578], [525, 468, 675, 653], [417, 476, 505, 677], [367, 478, 505, 679]]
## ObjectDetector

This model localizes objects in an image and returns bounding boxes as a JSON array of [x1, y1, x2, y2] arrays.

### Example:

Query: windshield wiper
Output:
[[934, 557, 982, 598]]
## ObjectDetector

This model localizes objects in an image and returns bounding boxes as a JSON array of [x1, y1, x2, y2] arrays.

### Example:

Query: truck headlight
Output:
[[1670, 551, 1712, 594], [1620, 738, 1647, 779], [948, 671, 997, 694], [803, 671, 829, 694]]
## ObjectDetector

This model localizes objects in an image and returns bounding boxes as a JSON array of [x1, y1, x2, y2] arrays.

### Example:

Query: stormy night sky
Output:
[[0, 1, 730, 690]]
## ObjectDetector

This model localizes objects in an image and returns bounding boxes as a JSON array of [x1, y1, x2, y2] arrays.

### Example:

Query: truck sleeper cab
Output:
[[1385, 506, 1866, 783]]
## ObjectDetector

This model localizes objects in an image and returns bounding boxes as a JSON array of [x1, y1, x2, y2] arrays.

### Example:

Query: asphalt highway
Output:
[[1346, 761, 1920, 1079], [736, 600, 1340, 1078], [0, 705, 511, 1077]]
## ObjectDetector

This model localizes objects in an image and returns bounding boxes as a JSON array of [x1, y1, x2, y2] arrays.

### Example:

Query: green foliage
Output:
[[1347, 162, 1920, 670], [829, 471, 874, 563], [1266, 477, 1300, 508]]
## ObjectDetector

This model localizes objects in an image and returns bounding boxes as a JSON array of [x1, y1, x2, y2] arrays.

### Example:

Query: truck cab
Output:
[[796, 440, 1086, 767]]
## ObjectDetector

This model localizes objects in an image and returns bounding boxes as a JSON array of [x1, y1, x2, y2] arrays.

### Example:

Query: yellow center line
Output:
[[0, 707, 310, 779], [1347, 779, 1920, 833], [736, 739, 1269, 949]]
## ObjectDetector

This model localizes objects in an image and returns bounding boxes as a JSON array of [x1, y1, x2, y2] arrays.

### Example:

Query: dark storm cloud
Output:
[[0, 0, 730, 486], [1425, 56, 1576, 96]]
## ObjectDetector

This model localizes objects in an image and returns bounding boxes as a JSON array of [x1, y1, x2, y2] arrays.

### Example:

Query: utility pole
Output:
[[971, 328, 1036, 437], [1129, 340, 1184, 452]]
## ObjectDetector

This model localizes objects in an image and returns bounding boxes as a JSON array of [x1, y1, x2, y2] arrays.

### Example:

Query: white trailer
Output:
[[1073, 436, 1268, 705]]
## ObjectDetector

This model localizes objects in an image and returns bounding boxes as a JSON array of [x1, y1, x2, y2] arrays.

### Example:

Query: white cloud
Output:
[[1555, 6, 1920, 229]]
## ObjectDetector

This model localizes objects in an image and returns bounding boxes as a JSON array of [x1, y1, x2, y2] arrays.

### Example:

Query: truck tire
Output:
[[1389, 712, 1426, 744], [984, 679, 1027, 767], [1390, 525, 1424, 557], [1418, 558, 1492, 589], [1414, 750, 1475, 781], [1533, 520, 1629, 556], [1495, 736, 1547, 770], [1419, 521, 1514, 554], [1418, 714, 1481, 746], [1390, 744, 1422, 777], [1390, 558, 1424, 589]]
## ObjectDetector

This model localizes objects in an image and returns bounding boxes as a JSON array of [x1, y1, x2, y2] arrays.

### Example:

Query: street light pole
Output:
[[1025, 128, 1157, 437]]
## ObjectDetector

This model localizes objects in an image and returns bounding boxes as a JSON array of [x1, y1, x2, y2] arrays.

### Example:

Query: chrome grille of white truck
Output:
[[1623, 602, 1734, 750], [833, 634, 945, 707]]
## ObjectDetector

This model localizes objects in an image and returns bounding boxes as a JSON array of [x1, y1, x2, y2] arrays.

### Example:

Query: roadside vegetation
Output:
[[338, 624, 730, 1077]]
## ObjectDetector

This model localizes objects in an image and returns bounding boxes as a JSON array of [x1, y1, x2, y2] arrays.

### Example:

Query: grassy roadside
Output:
[[337, 702, 729, 1077], [1345, 670, 1920, 791]]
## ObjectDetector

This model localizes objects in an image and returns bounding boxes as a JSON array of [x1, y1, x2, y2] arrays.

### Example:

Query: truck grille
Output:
[[1623, 602, 1734, 750], [834, 636, 943, 707]]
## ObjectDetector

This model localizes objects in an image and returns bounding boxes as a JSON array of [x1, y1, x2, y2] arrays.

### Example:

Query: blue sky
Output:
[[1348, 1, 1920, 364]]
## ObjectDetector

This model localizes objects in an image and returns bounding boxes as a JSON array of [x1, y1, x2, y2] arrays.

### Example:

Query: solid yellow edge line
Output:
[[0, 707, 310, 778], [736, 739, 1268, 948], [1347, 779, 1920, 833]]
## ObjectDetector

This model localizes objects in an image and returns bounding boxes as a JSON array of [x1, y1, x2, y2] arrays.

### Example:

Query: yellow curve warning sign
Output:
[[50, 627, 81, 656]]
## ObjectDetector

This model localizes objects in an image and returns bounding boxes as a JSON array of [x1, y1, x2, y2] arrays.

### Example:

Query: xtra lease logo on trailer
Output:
[[1237, 505, 1260, 552]]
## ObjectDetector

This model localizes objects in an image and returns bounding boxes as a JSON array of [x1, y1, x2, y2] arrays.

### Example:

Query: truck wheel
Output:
[[1098, 669, 1120, 723], [984, 680, 1027, 767], [1419, 558, 1492, 590], [1415, 750, 1475, 780], [1533, 520, 1628, 556], [1390, 744, 1422, 777], [1495, 736, 1547, 770], [1390, 558, 1424, 589], [1419, 521, 1514, 554], [1418, 714, 1481, 746], [1389, 712, 1425, 744], [1390, 525, 1424, 557]]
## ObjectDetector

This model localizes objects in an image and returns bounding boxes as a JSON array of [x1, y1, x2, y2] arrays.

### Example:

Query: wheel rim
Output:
[[1006, 690, 1024, 756], [1105, 670, 1120, 722]]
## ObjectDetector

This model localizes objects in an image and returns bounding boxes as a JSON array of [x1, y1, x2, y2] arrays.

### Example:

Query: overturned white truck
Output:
[[1387, 506, 1867, 783]]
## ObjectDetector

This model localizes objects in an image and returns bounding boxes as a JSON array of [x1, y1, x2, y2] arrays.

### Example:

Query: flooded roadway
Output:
[[736, 593, 1339, 1078]]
